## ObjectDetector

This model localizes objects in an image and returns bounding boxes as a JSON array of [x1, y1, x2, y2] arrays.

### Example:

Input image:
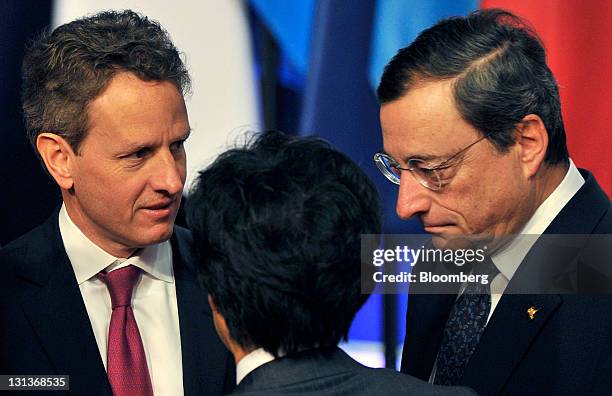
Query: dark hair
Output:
[[22, 9, 190, 154], [187, 131, 382, 356], [377, 8, 568, 165]]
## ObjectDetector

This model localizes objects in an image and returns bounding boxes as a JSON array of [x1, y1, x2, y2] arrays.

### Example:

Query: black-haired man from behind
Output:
[[187, 131, 476, 395]]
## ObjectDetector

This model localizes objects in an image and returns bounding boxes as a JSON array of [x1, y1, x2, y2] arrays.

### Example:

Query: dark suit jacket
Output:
[[233, 347, 475, 396], [0, 211, 235, 395], [401, 169, 612, 395]]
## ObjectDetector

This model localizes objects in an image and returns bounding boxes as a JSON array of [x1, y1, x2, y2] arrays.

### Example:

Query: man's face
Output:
[[65, 72, 189, 256], [380, 80, 532, 247]]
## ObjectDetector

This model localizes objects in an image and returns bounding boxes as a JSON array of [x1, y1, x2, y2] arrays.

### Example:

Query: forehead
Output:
[[380, 80, 476, 160], [85, 72, 189, 145]]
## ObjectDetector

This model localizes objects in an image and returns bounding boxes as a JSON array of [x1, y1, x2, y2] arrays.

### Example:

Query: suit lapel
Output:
[[461, 294, 562, 394], [17, 214, 111, 395], [542, 169, 609, 236], [460, 238, 570, 392], [172, 228, 233, 395]]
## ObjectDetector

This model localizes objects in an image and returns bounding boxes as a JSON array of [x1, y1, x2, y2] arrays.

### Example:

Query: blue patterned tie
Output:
[[434, 256, 499, 385]]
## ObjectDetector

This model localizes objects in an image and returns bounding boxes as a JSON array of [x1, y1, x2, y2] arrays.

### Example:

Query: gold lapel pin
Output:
[[527, 306, 539, 320]]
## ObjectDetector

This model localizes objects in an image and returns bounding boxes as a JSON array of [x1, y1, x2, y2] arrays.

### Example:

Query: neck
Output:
[[532, 162, 569, 209], [233, 345, 256, 364], [62, 195, 136, 258], [210, 306, 256, 364]]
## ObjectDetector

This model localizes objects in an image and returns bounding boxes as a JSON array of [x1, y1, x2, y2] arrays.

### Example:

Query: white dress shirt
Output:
[[58, 204, 184, 396], [235, 348, 276, 385]]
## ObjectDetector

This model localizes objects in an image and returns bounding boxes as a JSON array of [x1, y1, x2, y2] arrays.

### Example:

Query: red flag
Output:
[[481, 0, 612, 195]]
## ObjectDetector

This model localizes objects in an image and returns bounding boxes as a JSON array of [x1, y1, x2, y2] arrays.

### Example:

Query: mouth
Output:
[[140, 198, 176, 219], [422, 224, 455, 234]]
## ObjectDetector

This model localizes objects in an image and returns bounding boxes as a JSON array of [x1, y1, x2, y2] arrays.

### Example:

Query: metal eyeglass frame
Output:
[[373, 133, 491, 190]]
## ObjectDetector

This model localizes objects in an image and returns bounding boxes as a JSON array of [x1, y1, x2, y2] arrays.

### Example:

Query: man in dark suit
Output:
[[0, 10, 234, 395], [186, 130, 475, 395], [373, 9, 612, 395]]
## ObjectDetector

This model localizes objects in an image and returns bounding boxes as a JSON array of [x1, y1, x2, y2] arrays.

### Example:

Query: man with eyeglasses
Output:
[[374, 9, 612, 395]]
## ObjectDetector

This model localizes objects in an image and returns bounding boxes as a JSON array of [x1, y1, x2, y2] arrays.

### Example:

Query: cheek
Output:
[[79, 168, 146, 213], [74, 166, 111, 202], [116, 177, 151, 209], [441, 158, 521, 231], [451, 185, 491, 228], [178, 160, 187, 183], [471, 163, 525, 231]]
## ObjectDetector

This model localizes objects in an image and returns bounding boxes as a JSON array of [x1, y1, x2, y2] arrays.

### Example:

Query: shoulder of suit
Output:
[[586, 169, 612, 233], [593, 201, 612, 233], [1, 209, 60, 256], [0, 214, 62, 295], [1, 220, 49, 255], [0, 226, 42, 300], [361, 367, 476, 395], [0, 219, 53, 276]]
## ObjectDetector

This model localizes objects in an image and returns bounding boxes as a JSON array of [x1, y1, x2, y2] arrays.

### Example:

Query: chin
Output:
[[139, 224, 175, 246], [430, 232, 482, 250], [431, 234, 462, 249]]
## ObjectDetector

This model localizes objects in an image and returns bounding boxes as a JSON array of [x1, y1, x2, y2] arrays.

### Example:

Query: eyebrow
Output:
[[182, 128, 192, 138], [118, 128, 192, 155], [176, 128, 192, 142], [379, 148, 448, 164]]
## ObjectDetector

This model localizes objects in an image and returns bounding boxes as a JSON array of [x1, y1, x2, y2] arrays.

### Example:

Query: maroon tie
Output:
[[98, 265, 154, 396]]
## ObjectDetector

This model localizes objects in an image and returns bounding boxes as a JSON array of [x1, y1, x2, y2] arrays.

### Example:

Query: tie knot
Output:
[[476, 255, 499, 278], [98, 265, 141, 309], [461, 256, 499, 296]]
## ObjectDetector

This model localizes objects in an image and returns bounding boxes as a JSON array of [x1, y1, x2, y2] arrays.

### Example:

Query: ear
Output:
[[208, 294, 228, 339], [207, 294, 253, 363], [208, 294, 232, 348], [208, 294, 219, 314], [516, 114, 548, 178], [36, 133, 76, 190]]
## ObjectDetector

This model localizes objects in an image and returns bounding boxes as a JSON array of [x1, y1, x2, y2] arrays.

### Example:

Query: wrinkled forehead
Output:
[[379, 80, 480, 162]]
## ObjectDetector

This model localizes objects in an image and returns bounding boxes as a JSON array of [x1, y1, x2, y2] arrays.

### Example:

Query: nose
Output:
[[396, 171, 432, 220], [150, 151, 185, 196]]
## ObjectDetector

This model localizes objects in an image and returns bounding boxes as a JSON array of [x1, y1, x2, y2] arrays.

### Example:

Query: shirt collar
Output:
[[58, 204, 174, 284], [236, 348, 276, 385], [492, 159, 585, 281]]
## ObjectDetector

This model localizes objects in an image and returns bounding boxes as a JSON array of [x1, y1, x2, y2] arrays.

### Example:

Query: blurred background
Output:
[[2, 0, 611, 369]]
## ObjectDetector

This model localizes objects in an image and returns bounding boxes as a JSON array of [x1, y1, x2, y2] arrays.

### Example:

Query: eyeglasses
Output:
[[373, 134, 490, 190]]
